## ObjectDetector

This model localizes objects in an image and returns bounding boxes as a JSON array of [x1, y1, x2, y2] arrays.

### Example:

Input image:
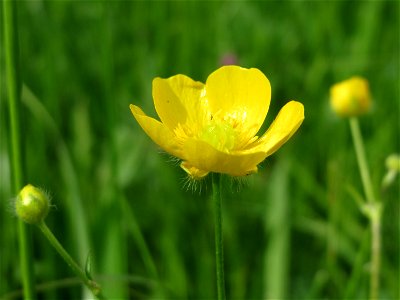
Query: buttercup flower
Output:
[[330, 76, 371, 117], [130, 66, 304, 179]]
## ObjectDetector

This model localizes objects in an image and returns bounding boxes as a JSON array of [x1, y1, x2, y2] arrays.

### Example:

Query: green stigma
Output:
[[199, 122, 236, 152]]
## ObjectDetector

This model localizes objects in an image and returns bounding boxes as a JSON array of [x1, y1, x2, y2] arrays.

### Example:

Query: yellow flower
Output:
[[130, 66, 304, 179], [330, 77, 371, 117]]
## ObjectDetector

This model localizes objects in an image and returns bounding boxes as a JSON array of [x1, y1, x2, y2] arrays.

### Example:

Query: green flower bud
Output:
[[385, 154, 400, 172], [16, 184, 50, 224], [382, 154, 400, 189]]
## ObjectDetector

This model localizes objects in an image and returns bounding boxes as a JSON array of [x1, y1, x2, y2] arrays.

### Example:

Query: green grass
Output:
[[1, 1, 399, 299]]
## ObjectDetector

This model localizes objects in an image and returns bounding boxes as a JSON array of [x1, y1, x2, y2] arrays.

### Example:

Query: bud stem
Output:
[[37, 221, 106, 299], [212, 173, 226, 300]]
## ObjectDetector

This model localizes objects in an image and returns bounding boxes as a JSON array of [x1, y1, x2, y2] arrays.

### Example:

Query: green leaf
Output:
[[85, 250, 93, 281]]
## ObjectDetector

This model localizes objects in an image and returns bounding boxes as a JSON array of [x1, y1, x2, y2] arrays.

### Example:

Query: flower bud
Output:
[[382, 154, 400, 189], [330, 77, 371, 117], [16, 184, 50, 224], [386, 153, 400, 172]]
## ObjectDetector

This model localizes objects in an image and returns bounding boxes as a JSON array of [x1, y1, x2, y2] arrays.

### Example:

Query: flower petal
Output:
[[182, 138, 266, 176], [153, 75, 206, 131], [246, 101, 304, 155], [205, 66, 271, 138], [130, 104, 183, 158]]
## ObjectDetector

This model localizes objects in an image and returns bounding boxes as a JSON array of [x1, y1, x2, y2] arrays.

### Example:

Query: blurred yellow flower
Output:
[[130, 66, 304, 179], [330, 77, 371, 117]]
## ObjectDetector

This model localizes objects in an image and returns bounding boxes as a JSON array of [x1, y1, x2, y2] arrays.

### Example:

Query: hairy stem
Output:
[[37, 221, 106, 300], [212, 173, 226, 300]]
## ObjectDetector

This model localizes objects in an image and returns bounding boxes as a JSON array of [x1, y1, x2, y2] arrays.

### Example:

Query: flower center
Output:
[[199, 121, 236, 152]]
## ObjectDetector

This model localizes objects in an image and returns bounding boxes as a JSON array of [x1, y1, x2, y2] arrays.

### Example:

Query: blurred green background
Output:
[[1, 1, 399, 299]]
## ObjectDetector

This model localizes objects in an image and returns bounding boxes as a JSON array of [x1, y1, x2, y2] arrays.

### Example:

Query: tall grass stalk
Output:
[[120, 196, 158, 279], [98, 3, 127, 297], [349, 117, 381, 300], [3, 0, 36, 298], [344, 229, 370, 298], [212, 173, 226, 300], [264, 159, 290, 299]]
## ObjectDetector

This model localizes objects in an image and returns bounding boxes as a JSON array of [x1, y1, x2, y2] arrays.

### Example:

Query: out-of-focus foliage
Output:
[[1, 1, 398, 299]]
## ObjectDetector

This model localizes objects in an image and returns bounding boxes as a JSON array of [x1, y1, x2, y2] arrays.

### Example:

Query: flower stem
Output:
[[37, 221, 106, 300], [349, 117, 381, 300], [370, 211, 381, 300], [3, 0, 36, 298], [349, 118, 376, 204], [212, 173, 226, 300]]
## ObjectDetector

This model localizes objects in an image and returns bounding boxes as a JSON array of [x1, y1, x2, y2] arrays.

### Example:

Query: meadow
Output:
[[1, 1, 399, 299]]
